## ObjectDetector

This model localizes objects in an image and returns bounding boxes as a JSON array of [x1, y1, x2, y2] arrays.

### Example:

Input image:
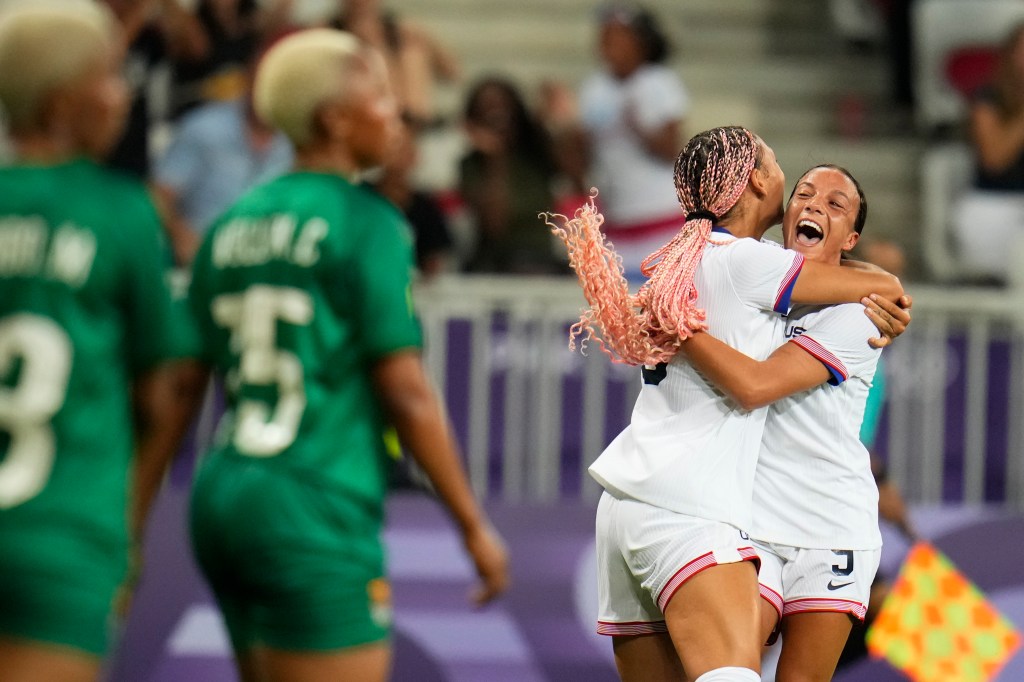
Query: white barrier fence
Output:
[[414, 275, 1024, 509]]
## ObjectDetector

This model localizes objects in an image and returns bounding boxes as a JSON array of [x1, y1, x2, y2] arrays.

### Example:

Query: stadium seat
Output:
[[944, 46, 998, 99], [919, 141, 994, 282], [913, 0, 1024, 132]]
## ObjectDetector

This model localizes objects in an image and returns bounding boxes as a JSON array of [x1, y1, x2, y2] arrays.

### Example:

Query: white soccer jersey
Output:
[[589, 229, 804, 531], [751, 302, 883, 550]]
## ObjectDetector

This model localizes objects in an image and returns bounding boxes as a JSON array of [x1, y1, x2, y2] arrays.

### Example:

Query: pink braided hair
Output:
[[544, 126, 761, 366]]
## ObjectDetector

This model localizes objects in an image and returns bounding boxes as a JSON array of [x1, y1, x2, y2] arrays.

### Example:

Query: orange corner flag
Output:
[[867, 542, 1021, 681]]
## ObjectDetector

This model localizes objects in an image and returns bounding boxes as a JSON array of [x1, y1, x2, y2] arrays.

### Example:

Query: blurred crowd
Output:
[[4, 0, 698, 282], [0, 1, 1022, 285]]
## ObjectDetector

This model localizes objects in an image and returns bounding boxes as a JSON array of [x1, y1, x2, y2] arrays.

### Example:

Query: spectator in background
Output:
[[153, 44, 294, 265], [953, 22, 1024, 283], [169, 0, 293, 117], [328, 0, 460, 130], [374, 123, 454, 278], [575, 2, 689, 280], [103, 0, 207, 177], [459, 77, 567, 275]]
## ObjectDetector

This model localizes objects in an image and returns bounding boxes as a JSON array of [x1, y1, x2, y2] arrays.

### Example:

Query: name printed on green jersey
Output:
[[212, 214, 328, 270], [0, 217, 96, 288]]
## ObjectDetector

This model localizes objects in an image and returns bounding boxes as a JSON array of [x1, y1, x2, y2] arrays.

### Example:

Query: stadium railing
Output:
[[412, 275, 1024, 509]]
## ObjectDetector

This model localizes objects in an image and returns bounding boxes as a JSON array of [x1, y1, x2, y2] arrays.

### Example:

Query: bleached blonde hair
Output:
[[0, 0, 117, 131], [253, 28, 369, 147]]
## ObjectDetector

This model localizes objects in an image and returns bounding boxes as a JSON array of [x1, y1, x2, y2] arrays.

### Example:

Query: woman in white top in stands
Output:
[[682, 165, 894, 682], [576, 2, 690, 279], [954, 22, 1024, 282], [549, 127, 907, 682]]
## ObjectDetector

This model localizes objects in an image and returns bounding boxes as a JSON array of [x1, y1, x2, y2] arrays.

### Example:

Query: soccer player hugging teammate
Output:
[[184, 29, 508, 682], [549, 128, 907, 682], [680, 165, 912, 682], [0, 2, 198, 681]]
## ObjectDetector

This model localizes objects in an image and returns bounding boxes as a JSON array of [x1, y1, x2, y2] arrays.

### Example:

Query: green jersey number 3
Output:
[[212, 285, 314, 457], [0, 315, 72, 509]]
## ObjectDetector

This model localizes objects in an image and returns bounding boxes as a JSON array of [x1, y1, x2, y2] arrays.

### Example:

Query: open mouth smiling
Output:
[[795, 218, 824, 246]]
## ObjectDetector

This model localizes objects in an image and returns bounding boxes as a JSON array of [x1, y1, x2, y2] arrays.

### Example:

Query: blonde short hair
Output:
[[253, 28, 368, 147], [0, 0, 117, 130]]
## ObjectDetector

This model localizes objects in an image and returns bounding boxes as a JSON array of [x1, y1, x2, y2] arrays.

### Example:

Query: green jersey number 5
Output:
[[212, 285, 314, 457], [0, 315, 72, 509]]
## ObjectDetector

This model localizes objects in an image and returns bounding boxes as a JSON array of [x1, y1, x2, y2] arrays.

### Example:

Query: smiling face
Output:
[[783, 166, 862, 264]]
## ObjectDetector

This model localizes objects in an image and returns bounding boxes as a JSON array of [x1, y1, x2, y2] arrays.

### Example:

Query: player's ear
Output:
[[38, 87, 72, 137], [748, 164, 768, 199], [842, 230, 860, 253], [313, 98, 352, 143]]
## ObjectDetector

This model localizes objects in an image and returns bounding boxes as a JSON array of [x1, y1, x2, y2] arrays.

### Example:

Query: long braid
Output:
[[545, 126, 760, 366]]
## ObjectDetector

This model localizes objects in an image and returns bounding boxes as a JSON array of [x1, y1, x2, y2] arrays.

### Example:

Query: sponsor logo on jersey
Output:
[[827, 580, 854, 591]]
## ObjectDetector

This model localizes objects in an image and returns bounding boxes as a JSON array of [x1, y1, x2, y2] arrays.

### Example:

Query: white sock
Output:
[[694, 667, 761, 682]]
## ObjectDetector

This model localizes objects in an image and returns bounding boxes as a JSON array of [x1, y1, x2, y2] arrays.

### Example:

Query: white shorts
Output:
[[754, 539, 881, 626], [595, 490, 758, 636]]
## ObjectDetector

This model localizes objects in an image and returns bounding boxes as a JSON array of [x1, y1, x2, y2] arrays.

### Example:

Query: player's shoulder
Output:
[[74, 160, 157, 217], [76, 159, 148, 195], [715, 234, 784, 260]]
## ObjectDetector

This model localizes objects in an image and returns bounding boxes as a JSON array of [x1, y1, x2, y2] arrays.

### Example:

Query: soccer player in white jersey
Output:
[[549, 128, 905, 682], [680, 165, 898, 681]]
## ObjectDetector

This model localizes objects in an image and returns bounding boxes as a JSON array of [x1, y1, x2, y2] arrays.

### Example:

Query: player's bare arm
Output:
[[130, 359, 210, 540], [680, 335, 830, 410], [791, 259, 903, 307], [372, 351, 509, 605]]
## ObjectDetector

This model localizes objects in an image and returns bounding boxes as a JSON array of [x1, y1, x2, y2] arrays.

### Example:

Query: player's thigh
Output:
[[776, 612, 853, 682], [0, 530, 124, 658], [780, 547, 880, 624], [595, 491, 666, 635], [775, 546, 881, 681], [753, 540, 786, 646], [191, 462, 391, 652], [612, 497, 761, 676], [611, 633, 685, 682], [254, 641, 391, 682], [0, 637, 100, 682], [663, 561, 761, 678]]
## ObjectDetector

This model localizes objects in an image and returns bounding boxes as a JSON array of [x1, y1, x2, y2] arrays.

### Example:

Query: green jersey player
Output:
[[0, 3, 198, 681], [186, 29, 508, 682]]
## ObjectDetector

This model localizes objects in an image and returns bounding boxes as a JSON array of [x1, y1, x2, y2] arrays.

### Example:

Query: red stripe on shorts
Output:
[[783, 598, 867, 621], [657, 547, 759, 613], [759, 583, 784, 620], [597, 620, 669, 636]]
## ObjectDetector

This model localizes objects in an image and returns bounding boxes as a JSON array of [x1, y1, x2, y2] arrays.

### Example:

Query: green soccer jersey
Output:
[[0, 158, 191, 555], [188, 171, 423, 511]]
